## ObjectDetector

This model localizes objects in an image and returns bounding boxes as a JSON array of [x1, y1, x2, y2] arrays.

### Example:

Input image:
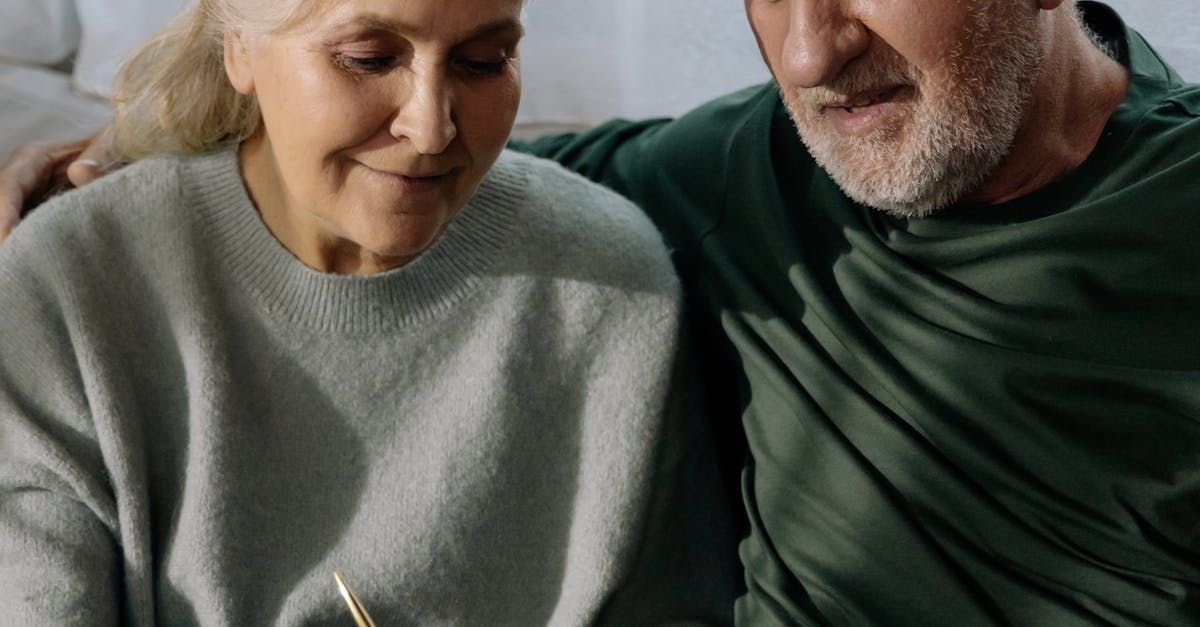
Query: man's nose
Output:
[[778, 0, 870, 88], [390, 72, 457, 155]]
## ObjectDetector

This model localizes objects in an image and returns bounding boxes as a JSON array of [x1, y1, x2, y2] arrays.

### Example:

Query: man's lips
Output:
[[814, 84, 916, 137], [820, 84, 912, 114]]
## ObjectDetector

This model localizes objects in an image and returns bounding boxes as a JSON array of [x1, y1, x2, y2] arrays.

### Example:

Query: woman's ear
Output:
[[224, 31, 255, 95]]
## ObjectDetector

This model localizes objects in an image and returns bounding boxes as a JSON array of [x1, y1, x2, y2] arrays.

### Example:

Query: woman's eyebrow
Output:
[[329, 14, 524, 42], [461, 18, 524, 42]]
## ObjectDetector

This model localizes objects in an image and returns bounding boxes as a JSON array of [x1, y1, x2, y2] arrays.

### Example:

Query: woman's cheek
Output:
[[459, 75, 521, 149], [305, 93, 370, 143]]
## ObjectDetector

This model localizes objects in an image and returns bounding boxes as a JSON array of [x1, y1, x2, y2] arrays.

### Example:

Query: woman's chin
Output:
[[351, 227, 447, 270]]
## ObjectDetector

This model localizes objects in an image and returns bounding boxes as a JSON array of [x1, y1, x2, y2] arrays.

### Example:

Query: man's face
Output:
[[746, 0, 1046, 217]]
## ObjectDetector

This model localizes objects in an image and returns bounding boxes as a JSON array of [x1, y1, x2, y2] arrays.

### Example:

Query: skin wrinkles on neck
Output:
[[240, 134, 419, 275], [962, 9, 1129, 207]]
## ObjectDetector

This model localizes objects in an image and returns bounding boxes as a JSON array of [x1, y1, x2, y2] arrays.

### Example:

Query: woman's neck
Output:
[[238, 134, 416, 276]]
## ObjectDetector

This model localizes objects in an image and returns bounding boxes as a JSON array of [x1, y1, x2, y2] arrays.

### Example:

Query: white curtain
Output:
[[516, 0, 770, 125], [517, 0, 1200, 126]]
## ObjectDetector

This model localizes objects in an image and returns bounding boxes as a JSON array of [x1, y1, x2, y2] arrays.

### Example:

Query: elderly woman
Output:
[[0, 0, 737, 624]]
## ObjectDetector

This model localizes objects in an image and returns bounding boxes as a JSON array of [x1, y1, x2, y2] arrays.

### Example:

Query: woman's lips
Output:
[[358, 163, 455, 194], [820, 85, 916, 137]]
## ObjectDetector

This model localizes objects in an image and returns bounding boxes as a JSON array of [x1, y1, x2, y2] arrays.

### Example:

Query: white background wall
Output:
[[516, 0, 769, 125], [516, 0, 1200, 126], [1105, 0, 1200, 80], [3, 0, 1195, 130]]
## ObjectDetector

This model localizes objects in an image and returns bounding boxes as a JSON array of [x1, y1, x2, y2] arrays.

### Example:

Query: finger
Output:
[[40, 138, 92, 197], [0, 165, 18, 217], [0, 167, 28, 243], [65, 159, 105, 189], [25, 140, 86, 205], [0, 204, 17, 244], [1, 139, 88, 232], [67, 128, 119, 188], [0, 136, 101, 244], [0, 144, 55, 230]]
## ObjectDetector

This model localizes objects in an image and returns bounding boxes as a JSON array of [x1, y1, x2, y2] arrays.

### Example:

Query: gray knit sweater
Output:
[[0, 148, 737, 626]]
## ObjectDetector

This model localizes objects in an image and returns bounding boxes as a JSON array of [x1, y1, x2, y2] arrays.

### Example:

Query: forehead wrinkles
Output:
[[283, 0, 524, 43]]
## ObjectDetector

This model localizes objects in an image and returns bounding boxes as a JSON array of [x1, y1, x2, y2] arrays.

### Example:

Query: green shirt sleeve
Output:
[[512, 118, 700, 251], [511, 84, 778, 256]]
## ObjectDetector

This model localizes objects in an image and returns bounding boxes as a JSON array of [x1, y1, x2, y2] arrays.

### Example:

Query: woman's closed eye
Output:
[[335, 53, 400, 74], [333, 53, 509, 80], [453, 58, 510, 78]]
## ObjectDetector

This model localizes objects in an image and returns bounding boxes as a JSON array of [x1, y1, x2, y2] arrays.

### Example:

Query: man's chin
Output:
[[800, 124, 999, 219], [790, 120, 939, 217], [817, 154, 982, 219]]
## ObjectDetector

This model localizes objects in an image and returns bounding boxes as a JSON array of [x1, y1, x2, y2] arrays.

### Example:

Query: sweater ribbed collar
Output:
[[181, 145, 526, 335]]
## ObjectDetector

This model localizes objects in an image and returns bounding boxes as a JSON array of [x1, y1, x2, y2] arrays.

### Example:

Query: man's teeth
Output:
[[843, 98, 876, 113]]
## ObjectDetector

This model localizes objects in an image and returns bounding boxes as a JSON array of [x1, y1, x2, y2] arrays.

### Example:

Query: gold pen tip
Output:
[[333, 571, 353, 604], [333, 569, 376, 627]]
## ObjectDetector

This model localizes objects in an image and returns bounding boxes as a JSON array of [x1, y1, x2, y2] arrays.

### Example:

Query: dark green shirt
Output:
[[517, 3, 1200, 625]]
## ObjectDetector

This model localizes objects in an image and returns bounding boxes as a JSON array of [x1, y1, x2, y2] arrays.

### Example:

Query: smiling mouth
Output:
[[822, 85, 913, 114], [361, 163, 455, 180], [357, 162, 458, 194]]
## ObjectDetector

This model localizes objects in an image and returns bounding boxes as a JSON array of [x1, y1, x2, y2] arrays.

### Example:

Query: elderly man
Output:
[[2, 0, 1198, 624], [515, 1, 1200, 622]]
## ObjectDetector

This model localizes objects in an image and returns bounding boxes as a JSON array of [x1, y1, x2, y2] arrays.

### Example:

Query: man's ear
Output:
[[224, 31, 255, 95]]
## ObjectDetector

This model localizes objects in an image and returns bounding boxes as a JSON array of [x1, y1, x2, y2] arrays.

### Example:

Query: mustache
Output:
[[788, 50, 918, 110]]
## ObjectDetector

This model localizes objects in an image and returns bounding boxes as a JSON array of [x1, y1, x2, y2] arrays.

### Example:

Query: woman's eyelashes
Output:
[[335, 53, 399, 74], [333, 52, 510, 78], [453, 58, 509, 77]]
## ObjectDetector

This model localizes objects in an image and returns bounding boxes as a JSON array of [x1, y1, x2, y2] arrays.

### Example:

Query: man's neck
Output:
[[964, 9, 1129, 206]]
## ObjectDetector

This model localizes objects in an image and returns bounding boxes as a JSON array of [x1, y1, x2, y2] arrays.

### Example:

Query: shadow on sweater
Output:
[[144, 309, 371, 625]]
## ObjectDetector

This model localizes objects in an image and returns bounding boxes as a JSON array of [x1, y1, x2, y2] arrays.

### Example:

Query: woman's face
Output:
[[227, 0, 523, 273]]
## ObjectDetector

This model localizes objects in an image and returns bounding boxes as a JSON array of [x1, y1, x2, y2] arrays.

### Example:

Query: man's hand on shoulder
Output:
[[0, 130, 121, 244]]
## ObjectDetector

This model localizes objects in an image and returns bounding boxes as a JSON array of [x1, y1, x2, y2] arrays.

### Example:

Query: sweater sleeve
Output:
[[0, 239, 122, 626]]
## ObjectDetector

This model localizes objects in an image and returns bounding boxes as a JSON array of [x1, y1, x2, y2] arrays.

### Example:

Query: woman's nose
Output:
[[778, 0, 870, 88], [390, 73, 457, 155]]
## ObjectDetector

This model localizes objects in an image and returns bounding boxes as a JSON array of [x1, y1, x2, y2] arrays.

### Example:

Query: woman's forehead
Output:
[[298, 0, 525, 35]]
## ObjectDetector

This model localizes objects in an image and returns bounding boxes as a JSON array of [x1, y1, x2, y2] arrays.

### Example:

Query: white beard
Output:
[[781, 3, 1046, 218]]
